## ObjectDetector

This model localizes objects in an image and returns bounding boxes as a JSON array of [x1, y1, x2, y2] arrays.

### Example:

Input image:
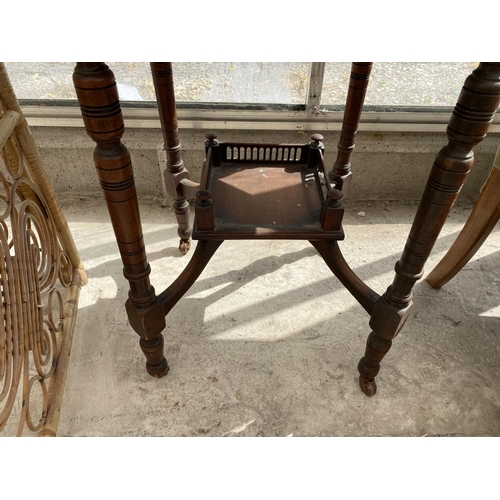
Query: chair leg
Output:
[[359, 62, 500, 396], [426, 159, 500, 288]]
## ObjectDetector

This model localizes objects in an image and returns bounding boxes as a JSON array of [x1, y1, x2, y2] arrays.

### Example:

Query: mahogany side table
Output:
[[73, 62, 500, 396]]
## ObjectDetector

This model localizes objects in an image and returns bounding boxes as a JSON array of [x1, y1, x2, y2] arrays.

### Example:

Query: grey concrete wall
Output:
[[30, 126, 500, 205]]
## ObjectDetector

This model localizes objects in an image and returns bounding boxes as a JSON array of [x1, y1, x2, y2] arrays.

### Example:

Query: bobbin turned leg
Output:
[[426, 147, 500, 288], [331, 62, 372, 196], [359, 62, 500, 396], [73, 62, 168, 377], [150, 62, 198, 255]]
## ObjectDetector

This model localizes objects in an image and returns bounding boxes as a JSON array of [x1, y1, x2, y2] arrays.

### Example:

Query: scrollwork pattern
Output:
[[0, 135, 71, 435]]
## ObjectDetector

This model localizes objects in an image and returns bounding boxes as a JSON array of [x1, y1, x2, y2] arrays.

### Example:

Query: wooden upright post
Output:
[[73, 63, 168, 377], [358, 62, 500, 396]]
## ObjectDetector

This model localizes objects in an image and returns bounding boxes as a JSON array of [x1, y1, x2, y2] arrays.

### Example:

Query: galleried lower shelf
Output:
[[73, 61, 500, 398], [193, 136, 345, 241]]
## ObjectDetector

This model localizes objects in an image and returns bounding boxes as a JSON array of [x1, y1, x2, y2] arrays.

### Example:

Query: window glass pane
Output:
[[4, 62, 310, 104], [5, 62, 479, 108], [322, 62, 479, 107], [5, 62, 77, 100], [172, 62, 309, 104], [5, 62, 155, 101]]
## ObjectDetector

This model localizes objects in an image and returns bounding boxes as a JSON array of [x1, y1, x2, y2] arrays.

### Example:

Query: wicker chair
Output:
[[0, 63, 86, 436]]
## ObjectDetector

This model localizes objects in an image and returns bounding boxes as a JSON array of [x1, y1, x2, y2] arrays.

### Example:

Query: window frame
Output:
[[16, 62, 500, 133]]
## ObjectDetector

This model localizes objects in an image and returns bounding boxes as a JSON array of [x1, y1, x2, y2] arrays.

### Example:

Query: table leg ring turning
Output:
[[140, 335, 169, 378]]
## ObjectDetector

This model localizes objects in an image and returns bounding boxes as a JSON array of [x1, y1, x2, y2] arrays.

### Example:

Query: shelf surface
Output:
[[193, 162, 344, 240]]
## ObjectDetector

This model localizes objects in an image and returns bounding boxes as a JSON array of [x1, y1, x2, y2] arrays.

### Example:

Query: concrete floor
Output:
[[53, 196, 500, 437]]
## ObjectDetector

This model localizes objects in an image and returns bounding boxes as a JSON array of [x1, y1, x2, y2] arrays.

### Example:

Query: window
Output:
[[5, 62, 479, 111], [322, 62, 478, 107]]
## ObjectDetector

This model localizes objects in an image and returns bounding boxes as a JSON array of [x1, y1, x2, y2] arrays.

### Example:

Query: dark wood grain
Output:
[[73, 62, 168, 377], [73, 62, 500, 397], [358, 62, 500, 396], [426, 163, 500, 288], [331, 62, 372, 195], [150, 62, 196, 255]]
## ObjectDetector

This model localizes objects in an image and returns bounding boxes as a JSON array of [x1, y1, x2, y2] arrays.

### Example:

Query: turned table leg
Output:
[[73, 62, 168, 377], [358, 62, 500, 396], [331, 62, 372, 196], [150, 62, 198, 255], [426, 145, 500, 288]]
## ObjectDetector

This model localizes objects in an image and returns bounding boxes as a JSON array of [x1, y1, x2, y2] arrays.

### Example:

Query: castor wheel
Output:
[[359, 375, 377, 397], [179, 239, 191, 255]]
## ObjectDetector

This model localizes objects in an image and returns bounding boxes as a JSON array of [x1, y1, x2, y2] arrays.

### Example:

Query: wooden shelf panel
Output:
[[193, 162, 344, 240]]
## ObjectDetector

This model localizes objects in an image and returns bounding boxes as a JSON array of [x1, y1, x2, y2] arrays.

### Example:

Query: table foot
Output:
[[140, 335, 169, 378], [146, 358, 169, 378]]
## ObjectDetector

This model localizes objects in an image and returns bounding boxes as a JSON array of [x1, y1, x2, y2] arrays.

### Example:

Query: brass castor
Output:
[[179, 239, 191, 255], [359, 375, 377, 397]]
